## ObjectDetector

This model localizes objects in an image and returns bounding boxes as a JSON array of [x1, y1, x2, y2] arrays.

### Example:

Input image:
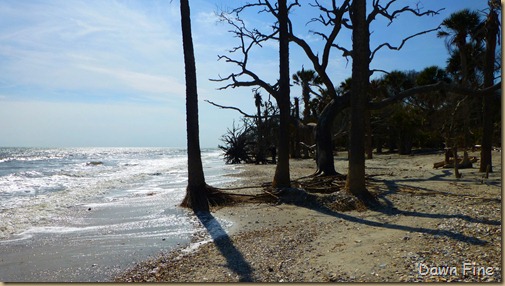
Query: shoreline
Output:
[[0, 187, 201, 282], [115, 150, 502, 282], [0, 147, 237, 282]]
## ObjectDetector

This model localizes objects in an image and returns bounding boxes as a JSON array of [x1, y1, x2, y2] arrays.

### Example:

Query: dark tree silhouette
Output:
[[289, 0, 441, 176], [292, 68, 321, 123], [273, 0, 291, 188], [480, 1, 500, 173], [211, 1, 298, 188], [179, 0, 221, 212], [345, 0, 375, 203], [288, 0, 351, 176], [438, 5, 501, 173], [437, 9, 483, 87]]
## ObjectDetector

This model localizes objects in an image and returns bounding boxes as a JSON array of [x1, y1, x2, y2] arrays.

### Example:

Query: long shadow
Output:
[[377, 179, 501, 226], [376, 168, 502, 187], [195, 212, 253, 282], [286, 192, 490, 246]]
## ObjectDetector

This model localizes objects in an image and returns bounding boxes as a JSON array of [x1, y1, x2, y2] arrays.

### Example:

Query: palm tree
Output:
[[292, 68, 321, 123], [438, 7, 500, 174], [272, 0, 291, 188], [480, 1, 500, 173], [437, 9, 483, 87], [179, 0, 210, 212], [437, 9, 485, 178], [346, 0, 376, 204]]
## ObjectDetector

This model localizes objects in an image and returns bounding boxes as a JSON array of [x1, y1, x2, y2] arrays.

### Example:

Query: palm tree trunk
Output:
[[302, 84, 310, 123], [180, 0, 209, 212], [480, 8, 499, 173], [345, 0, 375, 203], [292, 97, 301, 158], [273, 0, 291, 188]]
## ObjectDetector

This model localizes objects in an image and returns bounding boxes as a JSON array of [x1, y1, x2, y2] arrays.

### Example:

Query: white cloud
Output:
[[78, 65, 185, 99], [0, 0, 184, 102]]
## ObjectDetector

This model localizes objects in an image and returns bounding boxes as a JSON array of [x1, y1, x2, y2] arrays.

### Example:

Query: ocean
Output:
[[0, 147, 239, 281]]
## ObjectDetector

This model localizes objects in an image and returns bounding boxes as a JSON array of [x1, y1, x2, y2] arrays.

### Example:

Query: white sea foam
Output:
[[0, 147, 237, 241]]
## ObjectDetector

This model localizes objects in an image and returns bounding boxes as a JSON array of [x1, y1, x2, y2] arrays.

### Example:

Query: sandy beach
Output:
[[115, 150, 502, 282]]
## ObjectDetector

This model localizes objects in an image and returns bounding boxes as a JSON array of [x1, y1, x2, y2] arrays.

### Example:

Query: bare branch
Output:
[[205, 100, 256, 118], [287, 0, 300, 11], [368, 0, 444, 25], [308, 0, 351, 70], [370, 69, 390, 76], [367, 0, 397, 24], [289, 34, 338, 98], [288, 0, 350, 99], [332, 43, 352, 58], [384, 6, 444, 24], [370, 26, 441, 61], [231, 1, 268, 15], [211, 10, 280, 99]]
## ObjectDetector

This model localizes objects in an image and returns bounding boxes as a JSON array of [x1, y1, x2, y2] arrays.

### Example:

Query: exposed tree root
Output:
[[219, 182, 271, 191], [317, 190, 368, 212], [229, 176, 369, 212], [312, 169, 343, 177], [293, 173, 346, 194], [179, 173, 379, 213], [180, 184, 236, 211], [350, 189, 380, 208]]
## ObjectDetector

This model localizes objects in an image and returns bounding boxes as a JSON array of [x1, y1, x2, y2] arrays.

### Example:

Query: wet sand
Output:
[[116, 150, 502, 282], [2, 150, 501, 282], [0, 195, 196, 282]]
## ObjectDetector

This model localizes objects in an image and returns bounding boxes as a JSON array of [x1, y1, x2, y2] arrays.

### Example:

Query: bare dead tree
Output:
[[287, 0, 443, 180], [350, 2, 444, 197], [287, 0, 351, 175], [210, 1, 298, 188]]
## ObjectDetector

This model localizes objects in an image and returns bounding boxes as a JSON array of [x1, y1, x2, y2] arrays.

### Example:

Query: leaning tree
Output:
[[286, 0, 443, 203], [179, 0, 232, 212], [179, 0, 210, 212]]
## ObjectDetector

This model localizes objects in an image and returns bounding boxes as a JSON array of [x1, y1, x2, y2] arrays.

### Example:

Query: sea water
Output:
[[0, 147, 238, 241]]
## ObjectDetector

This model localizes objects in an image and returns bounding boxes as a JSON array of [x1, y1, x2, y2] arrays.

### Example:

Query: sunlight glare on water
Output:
[[0, 147, 238, 241]]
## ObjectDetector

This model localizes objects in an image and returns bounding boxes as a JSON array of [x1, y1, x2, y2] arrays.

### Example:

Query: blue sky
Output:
[[0, 0, 491, 148]]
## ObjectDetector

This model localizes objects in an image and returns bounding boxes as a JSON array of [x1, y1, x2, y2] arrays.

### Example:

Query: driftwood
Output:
[[433, 151, 478, 169]]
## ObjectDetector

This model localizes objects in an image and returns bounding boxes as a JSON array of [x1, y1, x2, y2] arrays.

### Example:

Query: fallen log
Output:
[[433, 157, 478, 169]]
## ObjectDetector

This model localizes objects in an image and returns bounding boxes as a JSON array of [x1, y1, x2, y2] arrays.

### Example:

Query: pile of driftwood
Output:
[[433, 149, 478, 169]]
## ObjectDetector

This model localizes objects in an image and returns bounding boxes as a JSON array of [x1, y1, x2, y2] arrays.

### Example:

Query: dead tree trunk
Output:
[[315, 95, 349, 175], [365, 109, 373, 159]]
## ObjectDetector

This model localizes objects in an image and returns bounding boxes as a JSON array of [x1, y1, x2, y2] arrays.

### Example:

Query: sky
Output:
[[0, 0, 493, 148]]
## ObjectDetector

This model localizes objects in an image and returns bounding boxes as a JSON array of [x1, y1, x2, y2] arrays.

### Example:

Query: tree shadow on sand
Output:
[[381, 168, 502, 187], [280, 186, 497, 246], [375, 179, 502, 224], [195, 212, 253, 282]]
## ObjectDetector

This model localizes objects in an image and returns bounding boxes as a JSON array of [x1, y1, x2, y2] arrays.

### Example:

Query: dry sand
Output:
[[115, 150, 502, 282]]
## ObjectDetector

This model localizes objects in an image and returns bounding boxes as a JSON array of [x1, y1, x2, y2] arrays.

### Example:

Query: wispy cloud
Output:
[[79, 65, 185, 99], [0, 0, 184, 102]]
